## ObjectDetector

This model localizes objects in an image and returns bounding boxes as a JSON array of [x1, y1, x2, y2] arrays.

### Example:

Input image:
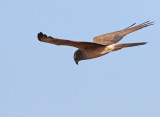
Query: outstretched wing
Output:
[[38, 32, 104, 49], [93, 21, 154, 45]]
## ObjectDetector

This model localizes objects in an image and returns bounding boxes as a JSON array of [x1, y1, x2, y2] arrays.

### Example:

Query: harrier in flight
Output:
[[38, 21, 153, 65]]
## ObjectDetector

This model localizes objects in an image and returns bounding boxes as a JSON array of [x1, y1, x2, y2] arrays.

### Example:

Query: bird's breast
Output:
[[83, 44, 117, 59]]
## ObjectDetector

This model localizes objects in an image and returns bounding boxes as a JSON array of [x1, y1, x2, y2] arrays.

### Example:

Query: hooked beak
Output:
[[76, 61, 79, 65], [75, 60, 79, 65]]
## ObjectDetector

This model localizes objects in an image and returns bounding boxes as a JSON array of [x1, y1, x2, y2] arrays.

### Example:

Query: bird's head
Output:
[[74, 50, 85, 65]]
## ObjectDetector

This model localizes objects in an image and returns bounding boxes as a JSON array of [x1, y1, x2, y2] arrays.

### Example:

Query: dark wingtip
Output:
[[37, 32, 43, 41], [142, 42, 148, 45], [37, 32, 47, 41]]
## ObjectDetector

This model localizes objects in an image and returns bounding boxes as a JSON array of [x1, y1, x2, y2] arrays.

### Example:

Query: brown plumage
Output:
[[38, 21, 154, 65]]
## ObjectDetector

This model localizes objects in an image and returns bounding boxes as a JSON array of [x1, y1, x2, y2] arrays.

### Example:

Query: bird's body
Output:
[[79, 46, 105, 59], [38, 21, 153, 64]]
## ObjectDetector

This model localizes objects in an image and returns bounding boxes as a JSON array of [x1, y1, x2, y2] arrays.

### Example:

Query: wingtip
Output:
[[37, 32, 47, 41], [137, 42, 148, 45], [37, 32, 42, 41], [142, 42, 148, 45]]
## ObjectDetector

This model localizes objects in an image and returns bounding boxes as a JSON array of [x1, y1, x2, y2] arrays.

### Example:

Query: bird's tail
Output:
[[114, 42, 147, 51]]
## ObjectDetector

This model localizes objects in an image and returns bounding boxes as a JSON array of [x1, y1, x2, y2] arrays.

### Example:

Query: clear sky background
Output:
[[0, 0, 160, 117]]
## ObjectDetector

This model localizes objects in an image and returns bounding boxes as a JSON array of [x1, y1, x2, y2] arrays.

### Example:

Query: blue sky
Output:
[[0, 0, 160, 117]]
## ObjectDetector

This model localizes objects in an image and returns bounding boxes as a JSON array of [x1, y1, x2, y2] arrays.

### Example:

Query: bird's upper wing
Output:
[[93, 21, 154, 45], [38, 32, 104, 49]]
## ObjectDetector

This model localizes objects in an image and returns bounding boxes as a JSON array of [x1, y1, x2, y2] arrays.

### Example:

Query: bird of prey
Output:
[[38, 21, 153, 65]]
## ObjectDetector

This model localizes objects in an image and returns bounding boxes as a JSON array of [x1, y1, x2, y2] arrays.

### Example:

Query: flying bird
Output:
[[38, 21, 153, 65]]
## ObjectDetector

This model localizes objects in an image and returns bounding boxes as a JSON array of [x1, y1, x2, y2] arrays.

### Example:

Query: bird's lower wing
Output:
[[113, 42, 147, 51], [93, 21, 154, 45], [38, 32, 104, 49]]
